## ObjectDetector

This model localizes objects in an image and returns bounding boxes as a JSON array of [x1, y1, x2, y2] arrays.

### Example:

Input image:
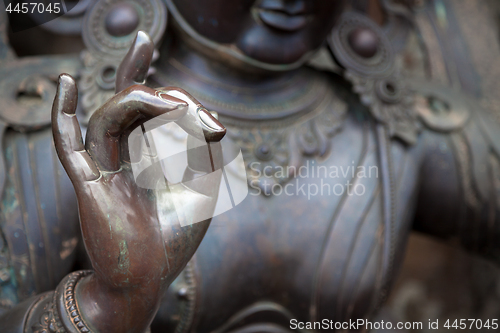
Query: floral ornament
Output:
[[346, 70, 420, 145], [229, 128, 295, 196], [32, 301, 59, 333], [328, 11, 420, 145], [227, 98, 346, 197]]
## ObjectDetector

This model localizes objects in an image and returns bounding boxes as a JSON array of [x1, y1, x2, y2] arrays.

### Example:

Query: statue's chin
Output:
[[180, 29, 317, 73], [234, 26, 313, 66], [166, 0, 318, 73]]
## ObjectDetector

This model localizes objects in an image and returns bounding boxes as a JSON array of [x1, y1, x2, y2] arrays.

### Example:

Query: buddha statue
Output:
[[1, 0, 500, 332]]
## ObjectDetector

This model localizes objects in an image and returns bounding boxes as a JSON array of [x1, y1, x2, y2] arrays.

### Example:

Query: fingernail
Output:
[[58, 74, 77, 115], [198, 108, 226, 142], [58, 73, 74, 87], [158, 92, 188, 109], [198, 109, 224, 131]]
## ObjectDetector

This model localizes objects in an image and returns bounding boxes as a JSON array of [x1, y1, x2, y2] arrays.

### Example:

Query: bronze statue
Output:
[[1, 0, 500, 332]]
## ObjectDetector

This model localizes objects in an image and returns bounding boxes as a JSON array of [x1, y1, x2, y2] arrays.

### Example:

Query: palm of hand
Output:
[[52, 32, 225, 298]]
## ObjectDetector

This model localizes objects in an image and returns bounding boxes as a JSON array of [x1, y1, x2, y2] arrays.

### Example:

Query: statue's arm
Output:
[[414, 92, 500, 260]]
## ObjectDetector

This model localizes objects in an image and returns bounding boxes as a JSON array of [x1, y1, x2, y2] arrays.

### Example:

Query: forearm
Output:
[[0, 273, 92, 333], [0, 270, 159, 333]]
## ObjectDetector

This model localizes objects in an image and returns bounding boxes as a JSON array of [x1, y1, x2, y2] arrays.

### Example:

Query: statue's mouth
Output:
[[257, 0, 307, 32]]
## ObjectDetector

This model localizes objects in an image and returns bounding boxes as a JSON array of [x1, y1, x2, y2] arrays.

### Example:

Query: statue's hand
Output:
[[51, 32, 225, 332]]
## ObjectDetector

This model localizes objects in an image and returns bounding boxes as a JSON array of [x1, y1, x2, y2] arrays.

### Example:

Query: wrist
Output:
[[75, 271, 163, 333], [55, 270, 93, 333], [19, 271, 94, 333]]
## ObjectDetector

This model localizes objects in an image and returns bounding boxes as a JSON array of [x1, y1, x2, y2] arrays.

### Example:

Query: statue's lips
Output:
[[258, 9, 307, 32]]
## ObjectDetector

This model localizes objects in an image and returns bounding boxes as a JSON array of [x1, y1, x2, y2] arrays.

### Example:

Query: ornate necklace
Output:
[[153, 67, 348, 196]]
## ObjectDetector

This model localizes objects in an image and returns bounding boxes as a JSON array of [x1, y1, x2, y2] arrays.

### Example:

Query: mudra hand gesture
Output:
[[51, 31, 225, 332]]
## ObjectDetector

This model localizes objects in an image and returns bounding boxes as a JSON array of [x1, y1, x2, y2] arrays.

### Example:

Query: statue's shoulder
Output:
[[340, 69, 474, 146], [306, 56, 477, 147]]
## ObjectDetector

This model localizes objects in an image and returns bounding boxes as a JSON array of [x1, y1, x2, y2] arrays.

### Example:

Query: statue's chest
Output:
[[185, 113, 420, 332]]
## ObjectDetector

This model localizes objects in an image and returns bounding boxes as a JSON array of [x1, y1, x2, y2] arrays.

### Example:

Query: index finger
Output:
[[85, 85, 188, 172]]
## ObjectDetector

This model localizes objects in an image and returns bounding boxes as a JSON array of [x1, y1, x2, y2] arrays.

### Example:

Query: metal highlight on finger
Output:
[[54, 74, 78, 116], [52, 74, 100, 183], [115, 31, 155, 93], [127, 90, 248, 227], [85, 85, 189, 172], [197, 108, 226, 142]]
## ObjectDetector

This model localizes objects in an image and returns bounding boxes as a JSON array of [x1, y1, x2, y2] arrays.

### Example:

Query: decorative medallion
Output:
[[0, 56, 81, 131], [329, 11, 395, 77], [82, 0, 166, 55], [328, 11, 420, 145], [79, 0, 167, 123]]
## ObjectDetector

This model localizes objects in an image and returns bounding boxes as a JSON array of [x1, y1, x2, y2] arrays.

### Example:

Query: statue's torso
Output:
[[153, 70, 423, 332], [0, 67, 423, 331]]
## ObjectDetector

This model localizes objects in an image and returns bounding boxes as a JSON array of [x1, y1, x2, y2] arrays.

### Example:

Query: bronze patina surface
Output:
[[0, 1, 500, 332]]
